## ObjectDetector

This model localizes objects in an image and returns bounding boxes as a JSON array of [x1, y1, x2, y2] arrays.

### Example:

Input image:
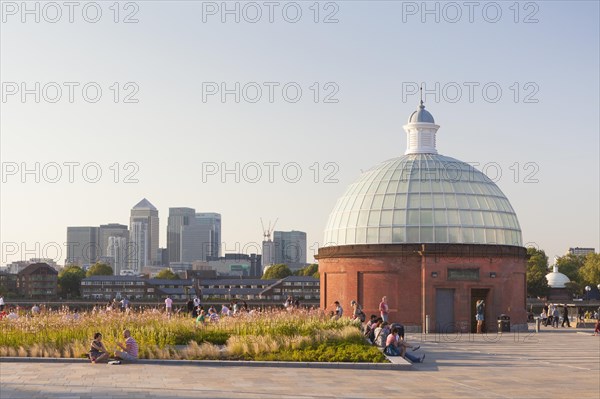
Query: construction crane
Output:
[[260, 217, 278, 241]]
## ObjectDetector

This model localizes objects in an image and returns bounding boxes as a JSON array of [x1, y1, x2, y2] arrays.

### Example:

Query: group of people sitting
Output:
[[88, 329, 138, 364], [336, 297, 424, 364], [362, 315, 425, 363]]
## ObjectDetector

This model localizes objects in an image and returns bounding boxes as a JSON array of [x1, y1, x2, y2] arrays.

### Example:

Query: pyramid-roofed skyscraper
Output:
[[130, 198, 159, 270]]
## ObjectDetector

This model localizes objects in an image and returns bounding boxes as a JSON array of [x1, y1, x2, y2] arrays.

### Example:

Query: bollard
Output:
[[535, 317, 541, 333], [425, 314, 430, 335]]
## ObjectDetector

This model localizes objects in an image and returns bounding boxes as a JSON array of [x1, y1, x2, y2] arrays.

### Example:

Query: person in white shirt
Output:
[[165, 296, 173, 315], [0, 296, 5, 311]]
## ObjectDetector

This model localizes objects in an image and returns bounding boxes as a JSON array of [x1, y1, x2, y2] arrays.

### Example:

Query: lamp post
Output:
[[585, 285, 591, 301]]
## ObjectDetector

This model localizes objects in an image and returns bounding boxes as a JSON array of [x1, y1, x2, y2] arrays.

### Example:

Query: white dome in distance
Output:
[[545, 265, 570, 288]]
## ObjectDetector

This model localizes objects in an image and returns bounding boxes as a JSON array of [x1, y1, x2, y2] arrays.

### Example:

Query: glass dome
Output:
[[323, 153, 522, 246]]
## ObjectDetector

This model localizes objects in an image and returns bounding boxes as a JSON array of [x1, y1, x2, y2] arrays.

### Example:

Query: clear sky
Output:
[[1, 1, 598, 265]]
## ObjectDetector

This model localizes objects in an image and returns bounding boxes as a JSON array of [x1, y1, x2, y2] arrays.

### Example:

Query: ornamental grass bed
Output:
[[0, 309, 386, 363]]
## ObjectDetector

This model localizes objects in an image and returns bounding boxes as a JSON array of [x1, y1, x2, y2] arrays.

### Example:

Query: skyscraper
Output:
[[107, 236, 128, 275], [181, 223, 205, 263], [167, 207, 196, 263], [262, 239, 274, 269], [180, 212, 222, 262], [130, 198, 159, 265], [129, 221, 148, 273], [196, 212, 221, 259], [273, 230, 307, 271], [66, 226, 99, 266], [98, 223, 128, 258]]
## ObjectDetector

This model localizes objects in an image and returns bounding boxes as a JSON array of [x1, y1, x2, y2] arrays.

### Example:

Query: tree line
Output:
[[527, 248, 600, 298]]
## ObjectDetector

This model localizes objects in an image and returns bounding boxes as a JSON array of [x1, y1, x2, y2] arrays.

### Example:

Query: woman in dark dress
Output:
[[89, 332, 109, 363]]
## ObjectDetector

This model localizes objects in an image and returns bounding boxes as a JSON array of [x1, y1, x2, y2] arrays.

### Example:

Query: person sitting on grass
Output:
[[195, 309, 206, 326], [208, 307, 220, 323], [89, 332, 109, 364], [6, 308, 18, 320], [114, 329, 138, 362]]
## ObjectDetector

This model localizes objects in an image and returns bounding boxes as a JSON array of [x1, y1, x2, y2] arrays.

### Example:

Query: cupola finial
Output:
[[403, 95, 439, 155]]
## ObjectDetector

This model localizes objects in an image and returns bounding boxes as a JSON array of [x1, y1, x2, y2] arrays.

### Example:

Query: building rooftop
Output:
[[19, 263, 58, 276], [408, 101, 435, 123], [199, 279, 273, 286], [132, 198, 157, 211], [146, 279, 193, 286], [323, 104, 522, 247]]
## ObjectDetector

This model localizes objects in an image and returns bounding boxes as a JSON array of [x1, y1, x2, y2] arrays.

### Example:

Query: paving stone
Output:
[[1, 328, 599, 398]]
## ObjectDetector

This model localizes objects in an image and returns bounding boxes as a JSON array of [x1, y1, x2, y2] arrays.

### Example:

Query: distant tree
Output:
[[86, 263, 114, 277], [526, 247, 550, 298], [293, 263, 319, 277], [303, 264, 319, 277], [564, 281, 582, 299], [154, 269, 178, 280], [262, 264, 292, 279], [555, 253, 586, 284], [58, 265, 86, 297], [579, 252, 600, 286]]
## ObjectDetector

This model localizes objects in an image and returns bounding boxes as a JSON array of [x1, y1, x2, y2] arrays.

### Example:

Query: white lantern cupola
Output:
[[403, 99, 440, 155], [545, 264, 571, 289]]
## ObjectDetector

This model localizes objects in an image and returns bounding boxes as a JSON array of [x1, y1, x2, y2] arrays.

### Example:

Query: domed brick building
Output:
[[317, 101, 528, 333]]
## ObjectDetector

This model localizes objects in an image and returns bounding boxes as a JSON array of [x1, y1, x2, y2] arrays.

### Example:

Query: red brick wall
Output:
[[318, 244, 527, 332]]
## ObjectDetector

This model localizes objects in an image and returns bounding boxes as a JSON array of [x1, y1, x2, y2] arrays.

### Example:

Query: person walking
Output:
[[476, 299, 485, 334], [552, 306, 560, 328], [561, 305, 571, 328], [379, 296, 389, 323], [548, 304, 556, 326], [120, 297, 129, 312]]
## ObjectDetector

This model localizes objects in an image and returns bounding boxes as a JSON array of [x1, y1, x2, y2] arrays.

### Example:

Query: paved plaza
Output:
[[1, 328, 598, 399]]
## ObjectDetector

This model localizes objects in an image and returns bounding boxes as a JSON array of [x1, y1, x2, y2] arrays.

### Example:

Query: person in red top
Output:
[[379, 296, 389, 322], [593, 319, 600, 336]]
